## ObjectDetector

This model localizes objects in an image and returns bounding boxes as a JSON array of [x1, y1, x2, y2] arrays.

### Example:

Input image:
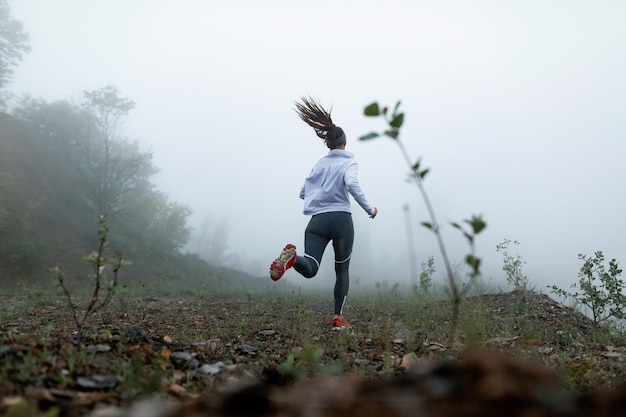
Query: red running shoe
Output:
[[332, 317, 351, 331], [269, 244, 297, 281]]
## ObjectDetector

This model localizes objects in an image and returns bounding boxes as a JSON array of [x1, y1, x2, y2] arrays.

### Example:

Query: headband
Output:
[[330, 132, 346, 146]]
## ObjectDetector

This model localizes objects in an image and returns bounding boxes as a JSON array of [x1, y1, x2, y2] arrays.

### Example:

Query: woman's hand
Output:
[[370, 207, 378, 219]]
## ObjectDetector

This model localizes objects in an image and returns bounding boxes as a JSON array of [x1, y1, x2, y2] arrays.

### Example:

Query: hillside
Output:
[[0, 112, 89, 278], [0, 112, 269, 292]]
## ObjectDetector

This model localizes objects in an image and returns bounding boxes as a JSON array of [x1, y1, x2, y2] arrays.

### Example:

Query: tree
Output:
[[112, 191, 192, 257], [14, 87, 157, 217], [12, 87, 192, 258], [0, 172, 12, 231], [0, 0, 30, 109], [188, 214, 231, 266], [79, 85, 156, 216]]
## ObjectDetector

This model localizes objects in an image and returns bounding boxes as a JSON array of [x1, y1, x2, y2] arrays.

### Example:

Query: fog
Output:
[[8, 1, 626, 292]]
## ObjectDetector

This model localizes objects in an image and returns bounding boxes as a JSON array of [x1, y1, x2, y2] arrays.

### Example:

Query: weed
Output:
[[277, 343, 342, 381], [416, 255, 435, 294], [361, 101, 486, 344], [497, 239, 531, 291], [54, 215, 128, 337]]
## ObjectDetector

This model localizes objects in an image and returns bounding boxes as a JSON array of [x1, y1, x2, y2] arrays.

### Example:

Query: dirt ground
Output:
[[1, 290, 625, 416]]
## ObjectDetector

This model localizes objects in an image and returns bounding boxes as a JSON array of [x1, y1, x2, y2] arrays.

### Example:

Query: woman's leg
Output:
[[331, 213, 354, 315], [293, 214, 330, 278]]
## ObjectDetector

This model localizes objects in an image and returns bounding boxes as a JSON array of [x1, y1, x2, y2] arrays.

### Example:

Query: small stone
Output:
[[170, 351, 194, 367], [236, 344, 257, 355], [199, 361, 225, 375], [76, 374, 122, 390], [401, 353, 418, 370], [87, 344, 111, 353], [537, 346, 553, 355]]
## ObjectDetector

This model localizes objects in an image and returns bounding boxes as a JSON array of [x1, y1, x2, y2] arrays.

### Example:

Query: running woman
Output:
[[270, 97, 378, 330]]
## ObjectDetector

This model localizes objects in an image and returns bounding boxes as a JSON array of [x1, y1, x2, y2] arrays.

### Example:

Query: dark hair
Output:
[[294, 97, 345, 149]]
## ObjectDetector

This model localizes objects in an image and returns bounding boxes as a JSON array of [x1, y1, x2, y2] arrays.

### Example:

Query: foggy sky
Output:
[[8, 0, 626, 293]]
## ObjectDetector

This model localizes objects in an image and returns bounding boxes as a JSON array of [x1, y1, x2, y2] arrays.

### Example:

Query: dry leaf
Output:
[[161, 348, 171, 360]]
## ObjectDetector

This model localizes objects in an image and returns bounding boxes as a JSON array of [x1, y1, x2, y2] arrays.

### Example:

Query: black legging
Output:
[[293, 212, 354, 315]]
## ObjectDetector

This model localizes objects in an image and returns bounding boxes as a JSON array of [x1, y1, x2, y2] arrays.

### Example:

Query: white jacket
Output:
[[299, 150, 375, 216]]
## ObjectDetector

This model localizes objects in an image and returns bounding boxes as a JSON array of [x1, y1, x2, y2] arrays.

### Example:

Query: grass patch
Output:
[[1, 284, 625, 416]]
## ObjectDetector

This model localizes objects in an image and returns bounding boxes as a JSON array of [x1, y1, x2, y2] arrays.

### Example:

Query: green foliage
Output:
[[111, 190, 192, 256], [0, 172, 45, 273], [13, 87, 155, 217], [549, 251, 625, 329], [76, 86, 150, 216], [361, 100, 486, 343], [496, 239, 531, 290], [417, 255, 435, 294], [0, 0, 30, 109], [277, 344, 342, 381], [0, 171, 13, 230], [12, 87, 192, 258], [55, 215, 128, 336]]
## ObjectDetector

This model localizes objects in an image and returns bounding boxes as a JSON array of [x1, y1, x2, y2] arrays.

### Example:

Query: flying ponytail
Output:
[[295, 97, 345, 149]]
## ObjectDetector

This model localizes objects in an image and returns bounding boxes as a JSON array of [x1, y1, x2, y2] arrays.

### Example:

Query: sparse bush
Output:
[[549, 251, 625, 329], [496, 239, 531, 291], [55, 215, 128, 336], [416, 255, 435, 294]]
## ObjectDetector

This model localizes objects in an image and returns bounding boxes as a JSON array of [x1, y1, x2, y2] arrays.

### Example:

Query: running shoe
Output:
[[332, 317, 351, 331], [269, 244, 297, 281]]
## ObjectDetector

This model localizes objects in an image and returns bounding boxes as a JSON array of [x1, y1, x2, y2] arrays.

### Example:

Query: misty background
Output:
[[6, 1, 626, 292]]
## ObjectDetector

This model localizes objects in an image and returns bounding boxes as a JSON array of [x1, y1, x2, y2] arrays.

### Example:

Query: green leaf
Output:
[[421, 222, 432, 230], [364, 102, 380, 116], [466, 216, 486, 234], [450, 222, 461, 230], [411, 159, 421, 171], [359, 132, 379, 141], [419, 168, 430, 179], [390, 113, 404, 129], [384, 129, 399, 139], [465, 254, 481, 275]]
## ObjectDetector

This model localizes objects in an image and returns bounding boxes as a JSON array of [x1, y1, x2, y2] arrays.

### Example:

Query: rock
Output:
[[236, 344, 257, 356], [76, 374, 123, 390], [199, 361, 225, 375], [124, 326, 148, 343]]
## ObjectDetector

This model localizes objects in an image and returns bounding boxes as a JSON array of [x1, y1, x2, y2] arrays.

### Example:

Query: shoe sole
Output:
[[269, 244, 296, 281], [332, 321, 351, 331]]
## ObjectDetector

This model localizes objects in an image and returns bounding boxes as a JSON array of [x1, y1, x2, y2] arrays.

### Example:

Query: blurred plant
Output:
[[403, 204, 419, 286], [549, 251, 625, 329], [418, 255, 435, 294], [496, 239, 531, 291], [277, 344, 342, 382], [54, 215, 129, 336], [361, 101, 486, 344]]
